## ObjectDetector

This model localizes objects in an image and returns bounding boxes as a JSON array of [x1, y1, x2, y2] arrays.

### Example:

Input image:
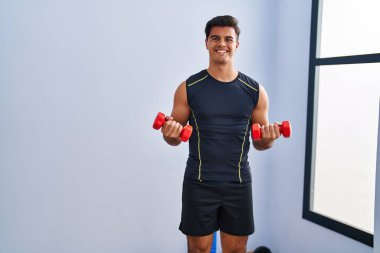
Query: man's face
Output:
[[205, 26, 239, 65]]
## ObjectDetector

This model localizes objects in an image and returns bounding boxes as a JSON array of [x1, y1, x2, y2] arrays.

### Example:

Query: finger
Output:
[[173, 123, 183, 137], [268, 124, 276, 139], [167, 121, 179, 136], [261, 124, 269, 140], [162, 120, 175, 135], [273, 124, 281, 138], [161, 120, 170, 134], [169, 122, 181, 137]]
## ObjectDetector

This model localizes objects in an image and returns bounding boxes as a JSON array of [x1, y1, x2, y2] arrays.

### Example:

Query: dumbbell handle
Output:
[[251, 121, 291, 141], [152, 112, 193, 142]]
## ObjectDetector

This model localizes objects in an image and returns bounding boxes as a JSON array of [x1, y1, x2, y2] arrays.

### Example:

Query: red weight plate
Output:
[[281, 121, 291, 138], [251, 123, 261, 141], [180, 125, 193, 142], [153, 112, 166, 130]]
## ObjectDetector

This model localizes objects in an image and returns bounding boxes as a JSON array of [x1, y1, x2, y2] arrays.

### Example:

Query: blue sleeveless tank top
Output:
[[185, 69, 259, 183]]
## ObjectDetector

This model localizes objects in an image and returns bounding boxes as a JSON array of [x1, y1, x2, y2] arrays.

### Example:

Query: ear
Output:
[[205, 38, 209, 50], [236, 40, 240, 49]]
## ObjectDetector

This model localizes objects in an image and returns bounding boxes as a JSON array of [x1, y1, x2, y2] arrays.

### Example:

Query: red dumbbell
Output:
[[251, 121, 291, 141], [152, 112, 193, 142]]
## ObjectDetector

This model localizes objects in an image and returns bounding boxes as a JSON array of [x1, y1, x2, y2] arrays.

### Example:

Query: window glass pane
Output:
[[319, 0, 380, 58], [312, 63, 380, 234]]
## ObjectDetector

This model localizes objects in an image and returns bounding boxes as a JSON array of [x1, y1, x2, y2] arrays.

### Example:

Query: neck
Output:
[[207, 63, 238, 82]]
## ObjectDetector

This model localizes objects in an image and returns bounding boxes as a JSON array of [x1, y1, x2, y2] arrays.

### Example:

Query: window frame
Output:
[[303, 0, 380, 247]]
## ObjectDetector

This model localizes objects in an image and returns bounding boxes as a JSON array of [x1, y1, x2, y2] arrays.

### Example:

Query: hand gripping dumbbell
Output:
[[152, 112, 193, 142], [251, 121, 291, 141]]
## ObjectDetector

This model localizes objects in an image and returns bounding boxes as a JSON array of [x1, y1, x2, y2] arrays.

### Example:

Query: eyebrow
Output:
[[209, 35, 234, 39]]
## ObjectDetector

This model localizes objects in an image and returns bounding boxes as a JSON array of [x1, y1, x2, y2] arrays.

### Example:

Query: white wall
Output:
[[258, 0, 374, 252], [374, 102, 380, 253], [0, 0, 263, 252], [247, 0, 279, 250], [1, 0, 376, 252]]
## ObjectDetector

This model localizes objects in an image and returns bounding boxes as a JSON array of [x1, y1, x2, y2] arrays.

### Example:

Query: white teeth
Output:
[[217, 50, 227, 53]]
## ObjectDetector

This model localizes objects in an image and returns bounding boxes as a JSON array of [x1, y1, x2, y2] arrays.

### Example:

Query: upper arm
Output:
[[251, 84, 269, 126], [171, 81, 191, 126]]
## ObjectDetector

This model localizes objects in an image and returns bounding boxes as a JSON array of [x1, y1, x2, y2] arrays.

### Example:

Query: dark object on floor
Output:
[[254, 246, 272, 253]]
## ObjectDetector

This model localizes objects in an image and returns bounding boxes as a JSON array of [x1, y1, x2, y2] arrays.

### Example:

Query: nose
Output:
[[218, 39, 226, 47]]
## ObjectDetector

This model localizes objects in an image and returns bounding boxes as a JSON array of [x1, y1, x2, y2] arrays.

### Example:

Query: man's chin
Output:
[[210, 55, 229, 62], [213, 59, 230, 65]]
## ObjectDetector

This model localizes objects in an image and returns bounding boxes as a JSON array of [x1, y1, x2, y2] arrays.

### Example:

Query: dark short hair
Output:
[[205, 15, 240, 39]]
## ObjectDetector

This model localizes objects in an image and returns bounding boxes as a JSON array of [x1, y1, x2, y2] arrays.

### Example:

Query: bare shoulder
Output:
[[251, 84, 269, 125], [176, 81, 187, 94], [171, 81, 190, 125], [257, 84, 269, 109], [174, 81, 188, 104]]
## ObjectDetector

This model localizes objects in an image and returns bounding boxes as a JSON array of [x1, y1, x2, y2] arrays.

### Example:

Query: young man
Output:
[[161, 15, 280, 253]]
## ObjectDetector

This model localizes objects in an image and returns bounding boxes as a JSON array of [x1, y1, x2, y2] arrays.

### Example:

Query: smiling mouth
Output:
[[215, 49, 228, 53]]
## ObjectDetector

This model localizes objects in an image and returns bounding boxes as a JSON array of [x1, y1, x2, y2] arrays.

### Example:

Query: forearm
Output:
[[163, 135, 181, 146]]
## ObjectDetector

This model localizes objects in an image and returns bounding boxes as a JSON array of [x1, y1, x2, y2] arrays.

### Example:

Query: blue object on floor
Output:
[[210, 232, 217, 253]]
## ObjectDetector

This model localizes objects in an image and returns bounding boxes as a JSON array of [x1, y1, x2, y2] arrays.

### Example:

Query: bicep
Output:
[[251, 84, 269, 126], [171, 81, 191, 126]]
